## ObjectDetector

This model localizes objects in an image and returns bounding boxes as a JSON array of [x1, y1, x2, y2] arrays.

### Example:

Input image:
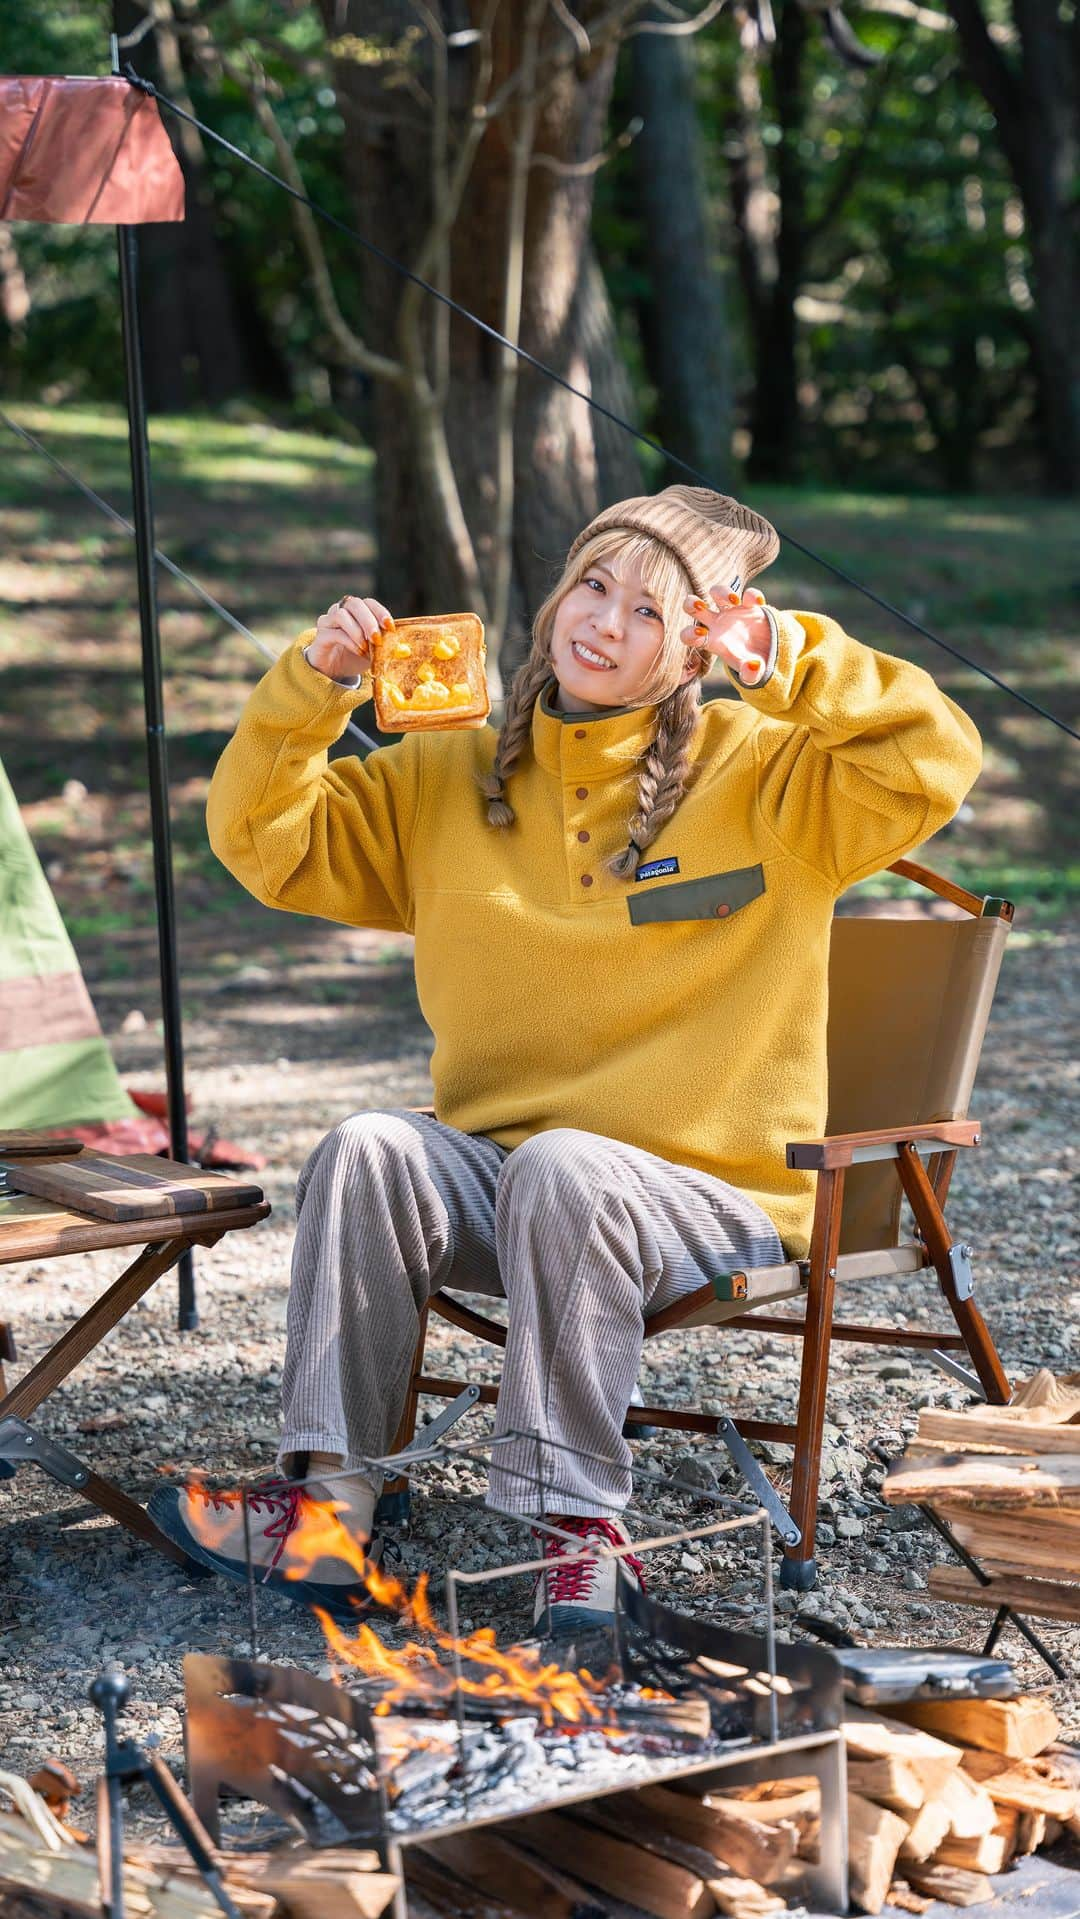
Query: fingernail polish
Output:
[[727, 592, 741, 605], [692, 598, 709, 612], [693, 622, 709, 637]]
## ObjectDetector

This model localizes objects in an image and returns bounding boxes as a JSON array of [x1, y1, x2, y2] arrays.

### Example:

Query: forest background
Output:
[[0, 0, 1076, 934]]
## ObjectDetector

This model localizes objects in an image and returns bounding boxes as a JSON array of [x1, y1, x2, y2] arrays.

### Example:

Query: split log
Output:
[[888, 1694, 1060, 1760], [897, 1800, 952, 1865], [1014, 1811, 1047, 1855], [603, 1785, 797, 1883], [933, 1503, 1080, 1578], [959, 1748, 1078, 1818], [904, 1863, 994, 1905], [415, 1834, 576, 1919], [242, 1853, 399, 1919], [935, 1768, 998, 1840], [927, 1565, 1080, 1623], [846, 1756, 927, 1814], [705, 1780, 820, 1855], [990, 1805, 1020, 1861], [403, 1849, 523, 1919], [846, 1793, 909, 1916], [1044, 1744, 1080, 1839], [931, 1829, 1010, 1874], [0, 1810, 222, 1919], [914, 1412, 1080, 1456], [1004, 1368, 1080, 1421], [706, 1874, 784, 1916], [508, 1809, 714, 1919], [883, 1452, 1080, 1508], [842, 1707, 963, 1800], [886, 1886, 933, 1914]]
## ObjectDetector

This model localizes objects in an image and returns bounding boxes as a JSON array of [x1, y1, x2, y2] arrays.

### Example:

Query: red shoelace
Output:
[[534, 1516, 645, 1605], [187, 1476, 309, 1572]]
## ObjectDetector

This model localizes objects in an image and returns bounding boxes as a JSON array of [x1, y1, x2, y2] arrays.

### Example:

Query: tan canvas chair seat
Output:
[[393, 859, 1013, 1591]]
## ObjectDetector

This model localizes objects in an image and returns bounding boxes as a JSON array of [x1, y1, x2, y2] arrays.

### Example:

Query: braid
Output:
[[476, 647, 553, 828], [607, 680, 702, 880]]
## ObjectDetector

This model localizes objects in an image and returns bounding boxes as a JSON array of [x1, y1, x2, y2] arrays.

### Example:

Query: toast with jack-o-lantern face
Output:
[[371, 612, 489, 732]]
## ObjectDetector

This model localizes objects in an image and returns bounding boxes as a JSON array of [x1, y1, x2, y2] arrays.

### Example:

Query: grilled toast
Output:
[[371, 612, 489, 732]]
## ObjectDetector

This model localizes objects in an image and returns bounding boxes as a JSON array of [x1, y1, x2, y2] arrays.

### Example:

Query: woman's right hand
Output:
[[306, 595, 394, 681]]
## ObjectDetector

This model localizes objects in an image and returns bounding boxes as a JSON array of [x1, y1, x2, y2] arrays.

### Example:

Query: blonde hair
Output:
[[477, 528, 710, 880]]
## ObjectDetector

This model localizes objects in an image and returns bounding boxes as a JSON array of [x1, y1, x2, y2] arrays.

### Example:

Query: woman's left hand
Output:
[[681, 586, 772, 685]]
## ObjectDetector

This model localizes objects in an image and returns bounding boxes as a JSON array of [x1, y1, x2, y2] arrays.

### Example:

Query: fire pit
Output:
[[179, 1425, 848, 1916]]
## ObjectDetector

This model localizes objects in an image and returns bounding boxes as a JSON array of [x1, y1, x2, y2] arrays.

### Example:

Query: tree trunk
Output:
[[320, 1, 641, 665], [946, 0, 1079, 493], [117, 0, 280, 411], [746, 0, 808, 482], [628, 19, 733, 488]]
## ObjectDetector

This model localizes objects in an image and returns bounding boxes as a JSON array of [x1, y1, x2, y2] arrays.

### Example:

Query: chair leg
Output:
[[375, 1306, 430, 1531], [0, 1321, 14, 1400], [897, 1144, 1010, 1405], [781, 1169, 846, 1592]]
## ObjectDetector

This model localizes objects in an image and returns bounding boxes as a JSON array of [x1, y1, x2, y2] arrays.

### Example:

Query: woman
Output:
[[150, 486, 981, 1634]]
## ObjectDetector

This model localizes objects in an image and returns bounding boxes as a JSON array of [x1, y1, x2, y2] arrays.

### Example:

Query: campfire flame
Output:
[[186, 1480, 617, 1729], [286, 1496, 611, 1727]]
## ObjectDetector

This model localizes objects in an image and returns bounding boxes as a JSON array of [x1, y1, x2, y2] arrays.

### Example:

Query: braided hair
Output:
[[477, 528, 710, 878]]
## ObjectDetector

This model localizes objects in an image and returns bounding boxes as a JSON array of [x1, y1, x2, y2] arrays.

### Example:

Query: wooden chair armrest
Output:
[[786, 1120, 981, 1171]]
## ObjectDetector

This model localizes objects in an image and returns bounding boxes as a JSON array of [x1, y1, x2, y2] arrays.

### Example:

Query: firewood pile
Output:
[[411, 1776, 825, 1917], [843, 1691, 1080, 1912], [0, 1786, 401, 1919], [882, 1368, 1080, 1623], [3, 1702, 1078, 1919]]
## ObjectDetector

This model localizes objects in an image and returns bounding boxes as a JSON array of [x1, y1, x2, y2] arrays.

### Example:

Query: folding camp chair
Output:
[[0, 1143, 269, 1571], [389, 860, 1014, 1591]]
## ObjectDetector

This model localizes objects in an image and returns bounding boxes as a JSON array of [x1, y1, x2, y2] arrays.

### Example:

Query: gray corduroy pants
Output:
[[280, 1110, 784, 1516]]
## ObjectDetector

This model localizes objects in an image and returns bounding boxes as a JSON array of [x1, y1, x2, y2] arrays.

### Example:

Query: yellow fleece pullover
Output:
[[206, 611, 981, 1257]]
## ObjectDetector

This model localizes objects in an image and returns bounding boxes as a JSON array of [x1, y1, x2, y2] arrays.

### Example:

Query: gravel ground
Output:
[[1, 903, 1077, 1832]]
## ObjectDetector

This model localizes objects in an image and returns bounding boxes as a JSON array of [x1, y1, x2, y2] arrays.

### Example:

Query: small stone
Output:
[[868, 1553, 891, 1574], [901, 1569, 926, 1590], [877, 1359, 913, 1380], [837, 1516, 864, 1539], [121, 1008, 147, 1034], [670, 1455, 720, 1494], [816, 1523, 837, 1547], [680, 1552, 705, 1574], [14, 1692, 43, 1711]]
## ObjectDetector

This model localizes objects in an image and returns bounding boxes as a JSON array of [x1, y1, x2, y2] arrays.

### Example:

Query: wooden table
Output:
[[0, 1165, 269, 1571]]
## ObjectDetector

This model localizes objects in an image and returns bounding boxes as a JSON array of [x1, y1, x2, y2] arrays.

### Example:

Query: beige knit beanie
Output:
[[568, 484, 779, 601]]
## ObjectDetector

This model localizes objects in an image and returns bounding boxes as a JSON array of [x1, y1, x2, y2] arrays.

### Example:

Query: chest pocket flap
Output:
[[627, 862, 765, 926]]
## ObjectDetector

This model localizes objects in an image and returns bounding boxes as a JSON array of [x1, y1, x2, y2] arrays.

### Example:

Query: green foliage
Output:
[[0, 0, 1059, 488]]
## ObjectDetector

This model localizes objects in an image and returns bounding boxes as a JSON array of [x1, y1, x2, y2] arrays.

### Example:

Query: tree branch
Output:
[[624, 0, 731, 38], [238, 72, 405, 385]]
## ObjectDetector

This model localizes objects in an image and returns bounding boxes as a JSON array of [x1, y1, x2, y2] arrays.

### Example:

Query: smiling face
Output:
[[544, 532, 701, 716]]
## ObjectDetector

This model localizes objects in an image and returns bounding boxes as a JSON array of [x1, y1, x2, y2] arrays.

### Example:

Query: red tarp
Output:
[[0, 75, 184, 224]]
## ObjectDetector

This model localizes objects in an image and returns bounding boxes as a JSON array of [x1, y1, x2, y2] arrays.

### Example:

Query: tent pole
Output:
[[114, 215, 197, 1332]]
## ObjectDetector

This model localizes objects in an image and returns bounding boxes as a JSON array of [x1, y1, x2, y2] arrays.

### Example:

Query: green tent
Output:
[[0, 757, 138, 1129]]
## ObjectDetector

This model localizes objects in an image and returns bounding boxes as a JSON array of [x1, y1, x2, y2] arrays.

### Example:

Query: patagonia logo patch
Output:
[[635, 856, 680, 882]]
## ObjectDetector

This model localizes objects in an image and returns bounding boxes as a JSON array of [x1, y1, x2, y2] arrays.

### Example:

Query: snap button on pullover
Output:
[[575, 786, 588, 799], [580, 873, 593, 887], [574, 728, 587, 739], [715, 903, 730, 917], [577, 830, 590, 844]]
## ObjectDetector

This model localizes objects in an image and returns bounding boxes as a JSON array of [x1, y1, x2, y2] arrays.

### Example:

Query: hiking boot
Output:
[[532, 1515, 645, 1638], [147, 1475, 391, 1624]]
